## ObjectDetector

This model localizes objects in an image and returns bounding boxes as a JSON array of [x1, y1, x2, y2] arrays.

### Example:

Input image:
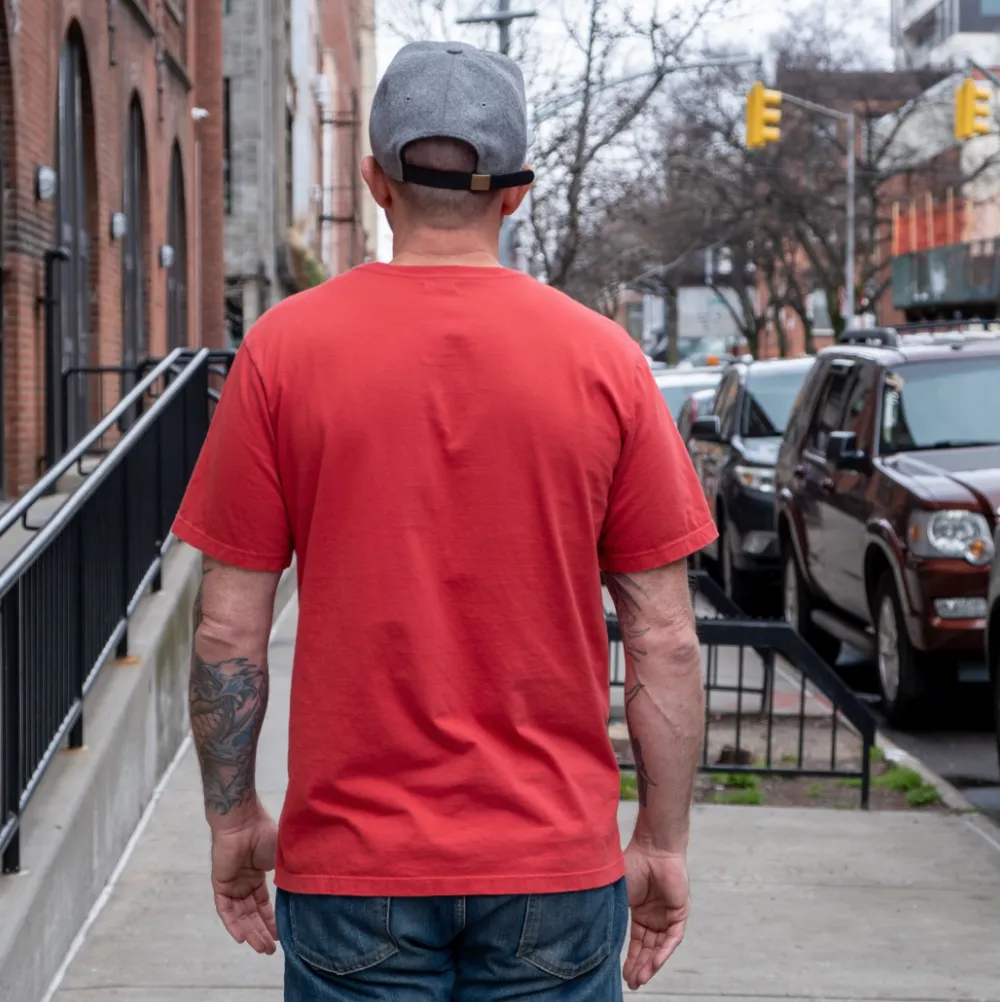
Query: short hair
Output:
[[396, 137, 500, 228]]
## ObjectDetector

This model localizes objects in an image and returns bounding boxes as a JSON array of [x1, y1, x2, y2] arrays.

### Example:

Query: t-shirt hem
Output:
[[601, 519, 718, 574], [274, 858, 625, 897], [172, 515, 292, 573]]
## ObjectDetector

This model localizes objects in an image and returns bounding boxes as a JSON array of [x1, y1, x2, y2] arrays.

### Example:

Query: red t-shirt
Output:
[[174, 263, 716, 896]]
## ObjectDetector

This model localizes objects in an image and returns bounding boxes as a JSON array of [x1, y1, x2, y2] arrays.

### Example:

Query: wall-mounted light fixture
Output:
[[110, 212, 128, 242], [35, 165, 58, 202], [191, 107, 209, 122], [159, 244, 176, 269]]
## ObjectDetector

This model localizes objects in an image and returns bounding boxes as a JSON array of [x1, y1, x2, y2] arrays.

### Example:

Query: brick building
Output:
[[0, 0, 225, 497], [222, 0, 375, 341]]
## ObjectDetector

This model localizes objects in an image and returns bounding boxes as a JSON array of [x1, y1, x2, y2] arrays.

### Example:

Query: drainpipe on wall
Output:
[[192, 107, 209, 349]]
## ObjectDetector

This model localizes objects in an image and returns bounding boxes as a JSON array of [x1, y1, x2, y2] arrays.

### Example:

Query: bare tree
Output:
[[380, 0, 735, 291]]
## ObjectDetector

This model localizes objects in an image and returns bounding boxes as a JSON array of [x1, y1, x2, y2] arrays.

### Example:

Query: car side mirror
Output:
[[691, 415, 722, 443], [825, 430, 865, 470]]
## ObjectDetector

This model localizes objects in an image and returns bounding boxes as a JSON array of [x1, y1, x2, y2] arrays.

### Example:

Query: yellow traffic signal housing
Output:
[[955, 77, 990, 140], [746, 81, 782, 148]]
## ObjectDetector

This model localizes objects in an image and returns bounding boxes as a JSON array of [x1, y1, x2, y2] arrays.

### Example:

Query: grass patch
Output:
[[906, 784, 941, 808], [806, 782, 822, 798], [620, 773, 638, 801], [837, 777, 862, 789], [874, 766, 924, 793], [780, 752, 798, 765], [712, 788, 765, 806], [709, 772, 761, 790], [869, 745, 886, 764]]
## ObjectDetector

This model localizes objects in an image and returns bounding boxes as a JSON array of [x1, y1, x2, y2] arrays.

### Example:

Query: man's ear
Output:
[[500, 164, 533, 218], [361, 156, 392, 211]]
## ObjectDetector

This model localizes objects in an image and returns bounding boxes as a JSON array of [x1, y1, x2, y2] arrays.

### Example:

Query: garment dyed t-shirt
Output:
[[173, 263, 716, 896]]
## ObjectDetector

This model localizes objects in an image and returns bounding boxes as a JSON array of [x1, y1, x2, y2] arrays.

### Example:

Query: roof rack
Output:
[[837, 327, 900, 347]]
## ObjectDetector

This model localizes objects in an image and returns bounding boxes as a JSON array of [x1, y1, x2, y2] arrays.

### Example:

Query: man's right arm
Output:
[[605, 558, 704, 990]]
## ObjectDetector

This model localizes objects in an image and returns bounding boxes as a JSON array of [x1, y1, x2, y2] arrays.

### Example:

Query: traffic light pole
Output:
[[779, 92, 857, 327], [966, 57, 1000, 90]]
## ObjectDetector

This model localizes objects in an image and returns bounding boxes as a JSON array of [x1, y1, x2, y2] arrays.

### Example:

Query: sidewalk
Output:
[[50, 597, 1000, 1002]]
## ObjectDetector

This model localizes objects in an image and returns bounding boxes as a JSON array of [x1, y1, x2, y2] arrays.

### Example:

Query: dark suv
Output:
[[776, 330, 1000, 724], [690, 356, 815, 609]]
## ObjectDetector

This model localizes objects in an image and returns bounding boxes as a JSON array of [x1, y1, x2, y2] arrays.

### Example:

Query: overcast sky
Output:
[[373, 0, 894, 259]]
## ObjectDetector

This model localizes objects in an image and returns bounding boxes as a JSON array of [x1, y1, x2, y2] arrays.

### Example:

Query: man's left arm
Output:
[[190, 555, 281, 954]]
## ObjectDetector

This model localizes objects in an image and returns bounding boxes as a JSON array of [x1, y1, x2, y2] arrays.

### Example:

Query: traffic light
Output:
[[746, 81, 782, 149], [955, 77, 990, 140]]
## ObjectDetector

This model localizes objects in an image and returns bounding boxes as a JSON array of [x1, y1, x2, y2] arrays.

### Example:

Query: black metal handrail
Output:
[[3, 350, 189, 540], [609, 570, 877, 807], [0, 349, 234, 873]]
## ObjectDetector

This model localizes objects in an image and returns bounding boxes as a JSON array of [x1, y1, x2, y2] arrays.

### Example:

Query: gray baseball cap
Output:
[[370, 41, 534, 193]]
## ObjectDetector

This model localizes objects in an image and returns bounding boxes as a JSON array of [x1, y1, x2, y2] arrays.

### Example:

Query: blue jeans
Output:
[[275, 879, 628, 1002]]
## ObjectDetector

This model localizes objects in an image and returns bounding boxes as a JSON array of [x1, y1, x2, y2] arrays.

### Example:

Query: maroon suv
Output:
[[775, 330, 1000, 725]]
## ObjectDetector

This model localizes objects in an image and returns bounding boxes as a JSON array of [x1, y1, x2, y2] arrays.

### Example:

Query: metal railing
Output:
[[0, 350, 234, 873], [609, 571, 877, 807]]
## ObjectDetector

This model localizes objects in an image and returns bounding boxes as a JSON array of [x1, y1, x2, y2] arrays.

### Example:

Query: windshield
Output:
[[658, 375, 721, 418], [880, 357, 1000, 453], [740, 365, 813, 438]]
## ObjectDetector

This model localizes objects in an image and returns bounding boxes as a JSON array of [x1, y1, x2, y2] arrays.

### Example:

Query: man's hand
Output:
[[622, 840, 690, 990], [210, 802, 279, 955]]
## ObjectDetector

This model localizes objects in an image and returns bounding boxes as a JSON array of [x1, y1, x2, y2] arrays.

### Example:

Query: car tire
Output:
[[782, 546, 841, 665], [993, 642, 1000, 776], [721, 521, 755, 614], [874, 573, 928, 728]]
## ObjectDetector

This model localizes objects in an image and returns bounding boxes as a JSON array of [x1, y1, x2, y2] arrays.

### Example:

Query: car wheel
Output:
[[875, 573, 928, 728], [782, 547, 841, 665], [993, 643, 1000, 776], [721, 523, 754, 613]]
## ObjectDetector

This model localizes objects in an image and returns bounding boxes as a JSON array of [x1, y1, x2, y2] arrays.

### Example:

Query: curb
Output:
[[876, 732, 994, 819]]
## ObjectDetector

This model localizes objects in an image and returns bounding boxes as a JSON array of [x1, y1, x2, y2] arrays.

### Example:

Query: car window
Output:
[[840, 363, 875, 437], [715, 373, 741, 438], [656, 374, 722, 419], [740, 364, 814, 438], [807, 364, 853, 455], [880, 356, 1000, 454]]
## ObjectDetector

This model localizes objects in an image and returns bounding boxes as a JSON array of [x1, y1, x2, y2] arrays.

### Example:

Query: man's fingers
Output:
[[254, 881, 280, 941], [216, 891, 277, 954], [652, 920, 687, 970]]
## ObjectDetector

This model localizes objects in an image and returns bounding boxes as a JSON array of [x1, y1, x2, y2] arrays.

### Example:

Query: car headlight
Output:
[[907, 510, 994, 566], [734, 465, 776, 494]]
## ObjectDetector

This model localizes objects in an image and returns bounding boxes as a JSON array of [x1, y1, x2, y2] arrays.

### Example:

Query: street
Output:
[[837, 649, 1000, 819]]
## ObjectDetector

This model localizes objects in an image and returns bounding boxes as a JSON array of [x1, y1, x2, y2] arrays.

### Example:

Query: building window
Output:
[[982, 0, 1000, 14], [167, 144, 188, 349], [122, 95, 148, 376], [55, 25, 94, 454], [223, 78, 232, 215]]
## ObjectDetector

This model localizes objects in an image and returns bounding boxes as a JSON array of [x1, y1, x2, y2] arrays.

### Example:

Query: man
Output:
[[175, 40, 715, 1002]]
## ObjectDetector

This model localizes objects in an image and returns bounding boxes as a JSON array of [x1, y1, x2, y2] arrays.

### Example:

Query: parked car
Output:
[[987, 530, 1000, 768], [677, 387, 718, 445], [689, 357, 816, 609], [776, 329, 1000, 725], [654, 367, 724, 421]]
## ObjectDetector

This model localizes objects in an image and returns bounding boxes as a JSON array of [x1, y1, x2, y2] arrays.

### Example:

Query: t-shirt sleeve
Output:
[[172, 344, 293, 572], [599, 360, 718, 573]]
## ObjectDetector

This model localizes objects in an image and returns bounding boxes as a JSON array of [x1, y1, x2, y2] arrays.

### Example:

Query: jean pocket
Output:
[[516, 883, 617, 980], [287, 894, 399, 976]]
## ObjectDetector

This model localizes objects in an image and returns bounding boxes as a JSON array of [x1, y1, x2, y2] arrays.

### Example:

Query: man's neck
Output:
[[390, 228, 502, 268]]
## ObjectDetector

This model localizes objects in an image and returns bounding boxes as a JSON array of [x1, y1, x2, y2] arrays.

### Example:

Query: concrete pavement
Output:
[[47, 596, 1000, 1002]]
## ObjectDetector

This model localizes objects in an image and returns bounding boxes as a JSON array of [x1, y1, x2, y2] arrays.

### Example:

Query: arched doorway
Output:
[[54, 24, 94, 454], [122, 95, 148, 380], [166, 143, 187, 349]]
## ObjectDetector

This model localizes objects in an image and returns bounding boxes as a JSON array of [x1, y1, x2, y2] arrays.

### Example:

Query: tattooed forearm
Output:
[[604, 572, 651, 662], [629, 737, 657, 807], [189, 655, 268, 815], [607, 572, 659, 801]]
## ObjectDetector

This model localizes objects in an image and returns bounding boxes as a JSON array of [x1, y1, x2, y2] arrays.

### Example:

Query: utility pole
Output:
[[457, 2, 536, 268]]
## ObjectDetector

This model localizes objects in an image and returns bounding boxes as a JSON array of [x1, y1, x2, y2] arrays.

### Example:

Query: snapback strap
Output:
[[401, 164, 535, 192]]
